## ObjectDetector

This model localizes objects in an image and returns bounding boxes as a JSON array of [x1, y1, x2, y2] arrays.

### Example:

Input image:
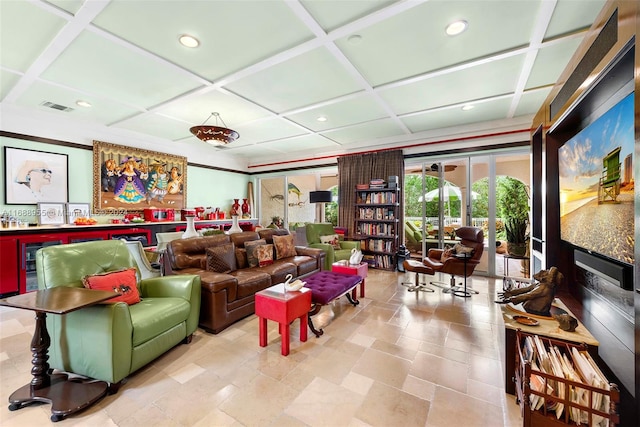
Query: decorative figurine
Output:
[[283, 274, 305, 292], [495, 266, 564, 317], [553, 313, 579, 332]]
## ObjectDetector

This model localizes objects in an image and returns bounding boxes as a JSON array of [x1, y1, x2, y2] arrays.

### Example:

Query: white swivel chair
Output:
[[155, 232, 184, 276], [121, 239, 161, 279]]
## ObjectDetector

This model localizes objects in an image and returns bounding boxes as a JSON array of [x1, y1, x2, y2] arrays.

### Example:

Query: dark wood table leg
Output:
[[345, 292, 359, 306], [7, 311, 108, 422]]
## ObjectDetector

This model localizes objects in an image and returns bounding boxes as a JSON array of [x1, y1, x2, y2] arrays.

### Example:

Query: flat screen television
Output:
[[558, 92, 634, 266]]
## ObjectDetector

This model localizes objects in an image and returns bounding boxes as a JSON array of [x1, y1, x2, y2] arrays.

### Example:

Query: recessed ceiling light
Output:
[[317, 116, 328, 122], [76, 100, 91, 108], [446, 20, 468, 36], [179, 34, 199, 48], [462, 104, 474, 111], [347, 34, 362, 45]]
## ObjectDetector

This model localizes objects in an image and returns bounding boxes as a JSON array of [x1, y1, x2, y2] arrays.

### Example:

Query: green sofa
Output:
[[306, 223, 360, 270], [35, 240, 201, 388]]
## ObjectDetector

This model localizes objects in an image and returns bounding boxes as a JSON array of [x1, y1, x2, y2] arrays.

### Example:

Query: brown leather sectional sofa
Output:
[[164, 229, 325, 334]]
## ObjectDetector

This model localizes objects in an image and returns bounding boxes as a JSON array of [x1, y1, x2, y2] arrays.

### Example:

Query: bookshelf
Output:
[[354, 188, 400, 271]]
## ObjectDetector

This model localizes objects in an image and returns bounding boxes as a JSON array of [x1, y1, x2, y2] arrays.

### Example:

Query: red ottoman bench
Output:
[[303, 271, 362, 337]]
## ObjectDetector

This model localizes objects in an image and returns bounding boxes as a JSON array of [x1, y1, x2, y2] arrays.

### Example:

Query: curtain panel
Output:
[[337, 150, 405, 238]]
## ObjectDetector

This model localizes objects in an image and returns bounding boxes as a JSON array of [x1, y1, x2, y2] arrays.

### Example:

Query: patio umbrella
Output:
[[419, 184, 477, 216], [419, 184, 460, 216]]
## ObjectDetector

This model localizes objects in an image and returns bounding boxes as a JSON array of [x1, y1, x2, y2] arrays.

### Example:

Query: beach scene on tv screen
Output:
[[558, 93, 634, 265]]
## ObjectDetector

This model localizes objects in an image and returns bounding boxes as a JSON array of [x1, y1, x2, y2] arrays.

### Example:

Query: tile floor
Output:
[[0, 270, 524, 426]]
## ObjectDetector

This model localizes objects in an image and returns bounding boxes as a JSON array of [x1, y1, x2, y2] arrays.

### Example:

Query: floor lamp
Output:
[[309, 191, 332, 222]]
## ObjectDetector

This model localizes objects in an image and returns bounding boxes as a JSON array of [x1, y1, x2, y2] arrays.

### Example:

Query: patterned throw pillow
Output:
[[319, 234, 341, 250], [206, 243, 236, 273], [454, 243, 475, 256], [245, 239, 267, 268], [82, 268, 140, 305], [441, 246, 455, 263], [273, 234, 296, 259], [256, 244, 274, 267]]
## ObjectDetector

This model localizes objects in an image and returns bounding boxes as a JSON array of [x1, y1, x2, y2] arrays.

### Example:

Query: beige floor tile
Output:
[[192, 408, 240, 427], [356, 381, 430, 427], [409, 352, 469, 394], [419, 341, 470, 364], [443, 336, 472, 353], [285, 377, 364, 425], [341, 371, 375, 395], [219, 374, 299, 425], [296, 346, 361, 385], [352, 348, 412, 388], [403, 374, 437, 401], [402, 322, 449, 345], [0, 319, 27, 339], [167, 362, 206, 384], [468, 352, 504, 388], [426, 386, 505, 427], [370, 338, 418, 360]]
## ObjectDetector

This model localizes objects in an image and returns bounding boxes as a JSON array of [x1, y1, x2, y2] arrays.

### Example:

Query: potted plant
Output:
[[269, 216, 284, 229], [497, 177, 530, 257]]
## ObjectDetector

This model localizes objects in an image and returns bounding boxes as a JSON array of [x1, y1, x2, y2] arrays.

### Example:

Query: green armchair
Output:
[[306, 223, 360, 270], [36, 240, 201, 388]]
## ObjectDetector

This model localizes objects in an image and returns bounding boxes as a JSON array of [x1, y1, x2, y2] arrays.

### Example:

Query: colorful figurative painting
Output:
[[92, 141, 187, 214]]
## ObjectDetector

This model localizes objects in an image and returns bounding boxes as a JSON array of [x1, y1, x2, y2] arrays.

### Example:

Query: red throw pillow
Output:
[[82, 268, 141, 305]]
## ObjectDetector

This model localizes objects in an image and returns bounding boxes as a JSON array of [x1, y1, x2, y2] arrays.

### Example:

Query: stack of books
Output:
[[369, 179, 386, 189]]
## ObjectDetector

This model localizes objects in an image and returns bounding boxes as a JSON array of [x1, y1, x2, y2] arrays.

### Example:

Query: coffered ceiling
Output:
[[0, 0, 606, 170]]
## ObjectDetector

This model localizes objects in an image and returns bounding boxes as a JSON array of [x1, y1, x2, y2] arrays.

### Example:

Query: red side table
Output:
[[331, 261, 368, 298], [255, 284, 311, 356]]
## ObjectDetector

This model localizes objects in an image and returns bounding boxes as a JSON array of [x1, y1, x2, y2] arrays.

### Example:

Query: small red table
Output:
[[331, 261, 368, 298], [255, 284, 311, 356]]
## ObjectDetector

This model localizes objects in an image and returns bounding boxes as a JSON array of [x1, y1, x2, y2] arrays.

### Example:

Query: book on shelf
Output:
[[357, 207, 395, 220], [356, 191, 397, 204], [356, 222, 395, 237]]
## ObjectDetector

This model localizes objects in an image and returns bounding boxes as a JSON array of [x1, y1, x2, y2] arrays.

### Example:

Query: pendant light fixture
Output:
[[190, 112, 239, 145]]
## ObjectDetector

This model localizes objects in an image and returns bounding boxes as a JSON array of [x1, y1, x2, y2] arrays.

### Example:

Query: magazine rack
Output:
[[515, 331, 619, 426]]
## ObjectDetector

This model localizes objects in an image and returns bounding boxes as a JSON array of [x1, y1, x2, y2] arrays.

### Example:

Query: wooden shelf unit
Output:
[[354, 188, 400, 271]]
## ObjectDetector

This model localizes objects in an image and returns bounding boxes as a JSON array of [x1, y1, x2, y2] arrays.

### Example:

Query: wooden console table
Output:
[[501, 298, 599, 395], [0, 287, 117, 422]]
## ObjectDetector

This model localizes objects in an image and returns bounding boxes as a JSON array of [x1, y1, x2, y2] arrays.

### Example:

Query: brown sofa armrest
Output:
[[295, 246, 326, 271], [196, 270, 238, 301]]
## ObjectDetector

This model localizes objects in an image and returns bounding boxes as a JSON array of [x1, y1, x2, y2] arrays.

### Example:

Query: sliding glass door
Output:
[[404, 149, 530, 277]]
